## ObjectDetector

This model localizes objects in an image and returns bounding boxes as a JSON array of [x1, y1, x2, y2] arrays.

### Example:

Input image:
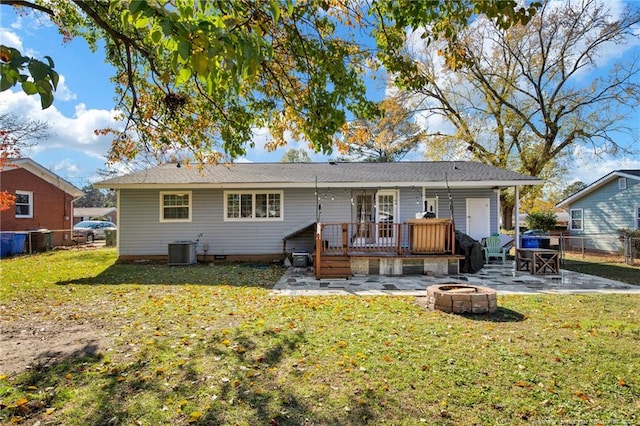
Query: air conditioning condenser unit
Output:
[[168, 241, 197, 265]]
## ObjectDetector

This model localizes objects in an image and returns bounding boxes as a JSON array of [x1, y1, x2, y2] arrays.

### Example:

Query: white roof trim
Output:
[[556, 170, 640, 208], [6, 158, 84, 198]]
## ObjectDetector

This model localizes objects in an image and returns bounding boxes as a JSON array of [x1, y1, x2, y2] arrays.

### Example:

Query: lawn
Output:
[[562, 252, 640, 285], [1, 248, 639, 425]]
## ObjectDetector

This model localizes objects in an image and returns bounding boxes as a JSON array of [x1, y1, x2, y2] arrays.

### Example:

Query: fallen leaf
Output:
[[515, 381, 533, 388], [575, 391, 591, 402], [188, 411, 202, 423]]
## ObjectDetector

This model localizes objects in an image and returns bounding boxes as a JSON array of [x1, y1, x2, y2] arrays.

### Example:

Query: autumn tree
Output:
[[1, 0, 537, 166], [336, 97, 425, 162], [400, 0, 640, 228], [280, 148, 311, 163], [0, 113, 49, 211]]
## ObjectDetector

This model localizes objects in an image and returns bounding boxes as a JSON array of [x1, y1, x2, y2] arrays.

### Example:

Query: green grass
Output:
[[562, 253, 640, 285], [1, 249, 639, 425]]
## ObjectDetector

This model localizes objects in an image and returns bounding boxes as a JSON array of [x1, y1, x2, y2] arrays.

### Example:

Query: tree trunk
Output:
[[501, 204, 514, 230]]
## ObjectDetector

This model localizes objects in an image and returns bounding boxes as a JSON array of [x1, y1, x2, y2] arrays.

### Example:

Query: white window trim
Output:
[[570, 208, 584, 231], [618, 177, 627, 190], [223, 190, 284, 221], [159, 191, 192, 223], [15, 190, 33, 218]]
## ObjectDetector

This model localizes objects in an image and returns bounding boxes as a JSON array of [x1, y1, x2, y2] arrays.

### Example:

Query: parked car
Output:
[[522, 229, 545, 236], [73, 220, 116, 243]]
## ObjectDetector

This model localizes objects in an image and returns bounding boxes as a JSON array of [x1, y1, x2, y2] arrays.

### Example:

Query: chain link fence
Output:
[[560, 234, 639, 265]]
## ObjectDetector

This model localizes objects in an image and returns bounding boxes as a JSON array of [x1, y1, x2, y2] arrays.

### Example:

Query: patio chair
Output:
[[483, 235, 507, 264]]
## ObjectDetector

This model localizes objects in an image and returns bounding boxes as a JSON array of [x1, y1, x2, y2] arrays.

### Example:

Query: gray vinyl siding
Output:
[[398, 187, 498, 236], [119, 188, 319, 256], [567, 178, 640, 252], [118, 186, 501, 256]]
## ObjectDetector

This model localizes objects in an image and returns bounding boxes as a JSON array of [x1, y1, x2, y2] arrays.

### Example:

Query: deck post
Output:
[[315, 223, 322, 278], [341, 223, 349, 255]]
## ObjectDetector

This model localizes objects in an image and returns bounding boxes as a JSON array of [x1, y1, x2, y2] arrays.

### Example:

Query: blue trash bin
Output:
[[12, 232, 27, 255], [0, 232, 27, 257], [521, 237, 540, 248], [0, 232, 14, 257]]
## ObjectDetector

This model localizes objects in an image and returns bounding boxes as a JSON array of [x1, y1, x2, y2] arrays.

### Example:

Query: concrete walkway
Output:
[[272, 262, 640, 296]]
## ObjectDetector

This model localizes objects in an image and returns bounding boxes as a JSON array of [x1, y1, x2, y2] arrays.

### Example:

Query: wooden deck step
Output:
[[317, 255, 352, 279]]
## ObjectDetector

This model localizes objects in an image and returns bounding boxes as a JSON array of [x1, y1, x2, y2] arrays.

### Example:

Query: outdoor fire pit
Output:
[[426, 284, 497, 314]]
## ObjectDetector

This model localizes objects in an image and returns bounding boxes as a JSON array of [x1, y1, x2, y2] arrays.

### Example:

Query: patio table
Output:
[[516, 248, 560, 275]]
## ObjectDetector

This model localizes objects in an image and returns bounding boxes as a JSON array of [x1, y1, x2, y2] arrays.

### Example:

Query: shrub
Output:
[[525, 211, 557, 232], [618, 228, 640, 256]]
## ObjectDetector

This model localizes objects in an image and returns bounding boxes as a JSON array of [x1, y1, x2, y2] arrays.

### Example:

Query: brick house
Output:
[[0, 158, 84, 247]]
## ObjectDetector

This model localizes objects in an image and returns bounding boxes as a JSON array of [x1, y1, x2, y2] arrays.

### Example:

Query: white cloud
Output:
[[568, 145, 640, 184], [49, 159, 80, 176], [55, 75, 77, 102], [236, 127, 328, 162], [0, 89, 123, 161], [0, 28, 23, 51]]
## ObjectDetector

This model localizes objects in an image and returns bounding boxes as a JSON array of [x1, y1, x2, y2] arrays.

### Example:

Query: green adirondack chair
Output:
[[483, 235, 507, 264]]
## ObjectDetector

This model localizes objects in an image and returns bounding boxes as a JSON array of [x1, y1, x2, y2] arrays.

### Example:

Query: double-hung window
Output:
[[570, 208, 583, 231], [225, 191, 282, 221], [15, 190, 33, 218], [160, 191, 191, 222]]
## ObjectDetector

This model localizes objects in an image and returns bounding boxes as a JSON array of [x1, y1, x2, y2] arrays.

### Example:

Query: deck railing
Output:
[[315, 219, 455, 257]]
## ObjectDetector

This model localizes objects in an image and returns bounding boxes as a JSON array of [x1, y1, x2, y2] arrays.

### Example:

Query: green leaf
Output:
[[40, 91, 54, 109], [0, 66, 19, 88], [176, 67, 191, 85], [129, 0, 147, 15], [28, 60, 49, 81], [21, 81, 37, 95], [0, 75, 15, 91], [133, 16, 149, 29], [43, 55, 55, 68], [269, 0, 280, 23], [191, 53, 209, 76], [151, 29, 162, 44], [49, 69, 59, 90], [177, 40, 191, 61]]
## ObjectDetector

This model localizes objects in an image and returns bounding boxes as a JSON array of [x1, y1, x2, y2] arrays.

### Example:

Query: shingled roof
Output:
[[95, 161, 542, 189]]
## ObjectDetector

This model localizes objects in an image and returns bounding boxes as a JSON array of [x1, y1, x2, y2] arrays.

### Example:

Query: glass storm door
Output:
[[376, 190, 397, 246]]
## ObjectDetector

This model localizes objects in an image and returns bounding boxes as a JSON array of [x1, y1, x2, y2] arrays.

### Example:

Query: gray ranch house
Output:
[[95, 161, 541, 278], [556, 170, 640, 253]]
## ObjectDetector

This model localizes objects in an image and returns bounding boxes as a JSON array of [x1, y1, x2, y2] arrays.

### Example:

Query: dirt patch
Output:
[[0, 314, 112, 376]]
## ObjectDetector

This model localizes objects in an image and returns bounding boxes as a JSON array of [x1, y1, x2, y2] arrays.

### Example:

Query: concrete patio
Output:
[[272, 262, 640, 296]]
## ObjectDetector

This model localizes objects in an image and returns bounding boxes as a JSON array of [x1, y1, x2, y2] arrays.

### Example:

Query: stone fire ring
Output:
[[426, 284, 497, 314]]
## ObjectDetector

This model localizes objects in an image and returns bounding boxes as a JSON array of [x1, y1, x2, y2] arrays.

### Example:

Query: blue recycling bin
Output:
[[0, 232, 27, 257], [521, 237, 540, 248], [0, 232, 12, 257]]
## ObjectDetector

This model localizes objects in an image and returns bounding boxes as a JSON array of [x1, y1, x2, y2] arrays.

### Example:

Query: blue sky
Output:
[[1, 2, 639, 190]]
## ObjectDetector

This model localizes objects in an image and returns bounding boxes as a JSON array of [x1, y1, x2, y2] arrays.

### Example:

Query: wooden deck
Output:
[[314, 220, 457, 279]]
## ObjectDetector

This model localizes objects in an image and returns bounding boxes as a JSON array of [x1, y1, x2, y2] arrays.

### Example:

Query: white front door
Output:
[[466, 198, 490, 241], [376, 190, 397, 245]]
